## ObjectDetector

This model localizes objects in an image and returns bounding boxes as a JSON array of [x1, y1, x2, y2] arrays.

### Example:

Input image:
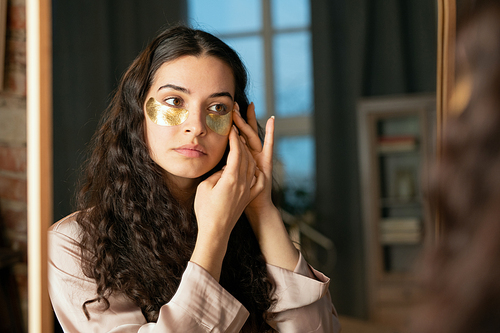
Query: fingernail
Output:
[[271, 115, 275, 119], [233, 125, 240, 134]]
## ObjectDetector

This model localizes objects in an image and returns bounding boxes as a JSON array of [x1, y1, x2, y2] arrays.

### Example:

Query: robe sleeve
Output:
[[48, 216, 249, 333], [265, 253, 341, 333]]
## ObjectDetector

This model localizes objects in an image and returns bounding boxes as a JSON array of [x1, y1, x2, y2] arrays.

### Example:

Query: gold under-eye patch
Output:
[[206, 112, 232, 136], [146, 97, 189, 126], [146, 97, 232, 135]]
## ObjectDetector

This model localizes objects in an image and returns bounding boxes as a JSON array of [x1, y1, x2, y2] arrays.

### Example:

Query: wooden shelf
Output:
[[357, 94, 436, 330]]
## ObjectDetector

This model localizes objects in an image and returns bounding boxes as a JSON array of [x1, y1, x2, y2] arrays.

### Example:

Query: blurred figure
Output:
[[410, 1, 500, 332]]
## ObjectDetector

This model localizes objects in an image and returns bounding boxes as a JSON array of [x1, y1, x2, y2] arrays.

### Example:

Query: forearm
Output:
[[245, 205, 299, 271], [190, 231, 229, 282]]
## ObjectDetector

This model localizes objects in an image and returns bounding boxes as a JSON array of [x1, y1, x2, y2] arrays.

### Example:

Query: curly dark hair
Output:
[[411, 1, 500, 332], [75, 26, 275, 332]]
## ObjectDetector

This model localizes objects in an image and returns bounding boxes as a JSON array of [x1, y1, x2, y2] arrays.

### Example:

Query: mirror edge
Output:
[[27, 0, 53, 332], [435, 0, 456, 240]]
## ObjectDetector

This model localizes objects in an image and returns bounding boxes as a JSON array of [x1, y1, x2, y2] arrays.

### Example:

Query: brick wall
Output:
[[0, 0, 27, 330]]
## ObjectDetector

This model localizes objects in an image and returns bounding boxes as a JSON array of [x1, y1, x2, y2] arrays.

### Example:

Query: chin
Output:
[[165, 168, 213, 182]]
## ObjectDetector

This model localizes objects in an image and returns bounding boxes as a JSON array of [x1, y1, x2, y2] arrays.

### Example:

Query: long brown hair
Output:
[[411, 1, 500, 332], [76, 26, 275, 331]]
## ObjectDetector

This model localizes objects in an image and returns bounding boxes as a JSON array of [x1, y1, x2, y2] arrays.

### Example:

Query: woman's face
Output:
[[143, 55, 235, 187]]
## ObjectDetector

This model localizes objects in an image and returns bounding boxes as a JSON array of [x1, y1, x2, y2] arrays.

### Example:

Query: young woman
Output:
[[48, 26, 340, 332]]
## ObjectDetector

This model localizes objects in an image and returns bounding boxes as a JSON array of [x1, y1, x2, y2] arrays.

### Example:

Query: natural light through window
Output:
[[188, 0, 315, 214]]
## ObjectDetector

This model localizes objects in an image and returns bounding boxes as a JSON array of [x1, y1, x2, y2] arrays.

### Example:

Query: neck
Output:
[[165, 175, 200, 206]]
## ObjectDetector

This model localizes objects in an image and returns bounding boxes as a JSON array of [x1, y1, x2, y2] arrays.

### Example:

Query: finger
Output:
[[243, 144, 257, 185], [260, 116, 275, 172], [246, 102, 259, 133], [249, 168, 265, 200], [225, 125, 242, 175], [233, 113, 250, 144], [239, 134, 247, 145], [231, 128, 251, 180], [237, 135, 255, 183], [250, 175, 257, 188], [233, 108, 262, 152], [250, 166, 260, 188]]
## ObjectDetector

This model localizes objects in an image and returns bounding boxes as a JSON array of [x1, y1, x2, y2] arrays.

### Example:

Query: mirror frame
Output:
[[27, 0, 53, 332], [26, 0, 456, 331], [436, 0, 456, 238]]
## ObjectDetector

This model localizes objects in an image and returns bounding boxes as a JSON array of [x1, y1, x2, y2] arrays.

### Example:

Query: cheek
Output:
[[144, 119, 172, 157], [209, 136, 230, 164]]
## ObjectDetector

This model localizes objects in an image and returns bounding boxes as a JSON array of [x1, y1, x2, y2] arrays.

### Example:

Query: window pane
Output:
[[188, 0, 262, 34], [273, 32, 313, 117], [271, 0, 310, 29], [223, 36, 266, 118], [276, 135, 315, 214]]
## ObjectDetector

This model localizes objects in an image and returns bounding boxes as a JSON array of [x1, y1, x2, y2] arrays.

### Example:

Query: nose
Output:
[[182, 107, 207, 137]]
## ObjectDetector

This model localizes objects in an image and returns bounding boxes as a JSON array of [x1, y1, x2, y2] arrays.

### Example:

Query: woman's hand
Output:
[[232, 102, 275, 213], [233, 103, 299, 271], [191, 125, 265, 281]]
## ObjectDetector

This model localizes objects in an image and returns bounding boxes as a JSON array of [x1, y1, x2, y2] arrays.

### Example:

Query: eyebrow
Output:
[[209, 92, 234, 101], [158, 84, 234, 101], [158, 84, 189, 94]]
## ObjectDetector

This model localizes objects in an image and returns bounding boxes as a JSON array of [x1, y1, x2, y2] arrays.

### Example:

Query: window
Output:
[[188, 0, 314, 214]]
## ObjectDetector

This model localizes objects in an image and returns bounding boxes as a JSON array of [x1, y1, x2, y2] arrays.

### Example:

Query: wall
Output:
[[52, 0, 187, 221], [0, 0, 27, 330]]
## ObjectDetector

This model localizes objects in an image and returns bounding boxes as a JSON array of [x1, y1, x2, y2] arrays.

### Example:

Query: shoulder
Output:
[[49, 212, 82, 242], [48, 213, 89, 281]]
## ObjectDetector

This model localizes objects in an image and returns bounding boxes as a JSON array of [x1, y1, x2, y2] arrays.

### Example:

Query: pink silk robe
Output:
[[49, 215, 341, 332]]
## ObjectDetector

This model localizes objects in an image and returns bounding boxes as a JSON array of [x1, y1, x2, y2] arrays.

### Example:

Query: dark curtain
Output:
[[311, 0, 437, 318], [52, 1, 187, 221]]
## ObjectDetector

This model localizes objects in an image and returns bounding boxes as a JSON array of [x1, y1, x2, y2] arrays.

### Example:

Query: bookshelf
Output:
[[357, 94, 435, 330]]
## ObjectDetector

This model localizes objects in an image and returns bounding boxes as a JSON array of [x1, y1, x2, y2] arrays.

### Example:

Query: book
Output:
[[379, 217, 422, 244], [380, 231, 422, 244], [380, 217, 421, 232], [377, 135, 418, 153]]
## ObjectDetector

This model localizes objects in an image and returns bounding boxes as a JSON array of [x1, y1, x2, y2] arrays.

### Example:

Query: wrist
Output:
[[195, 228, 230, 259], [245, 202, 278, 222], [245, 205, 282, 239], [245, 206, 300, 270], [190, 230, 230, 282]]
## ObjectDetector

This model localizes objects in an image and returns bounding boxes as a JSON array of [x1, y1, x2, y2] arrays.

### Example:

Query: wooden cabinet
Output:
[[357, 94, 436, 330]]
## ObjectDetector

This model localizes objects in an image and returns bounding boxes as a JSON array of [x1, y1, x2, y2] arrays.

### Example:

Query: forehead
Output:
[[151, 55, 235, 93]]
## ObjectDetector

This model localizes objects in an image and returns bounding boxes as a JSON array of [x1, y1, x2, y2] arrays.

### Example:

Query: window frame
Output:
[[201, 0, 313, 139]]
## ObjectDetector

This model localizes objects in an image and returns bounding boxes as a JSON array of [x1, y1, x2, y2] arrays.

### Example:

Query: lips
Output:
[[173, 144, 207, 157]]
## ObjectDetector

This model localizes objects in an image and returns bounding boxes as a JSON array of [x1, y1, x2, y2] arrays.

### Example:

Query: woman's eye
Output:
[[208, 104, 227, 113], [165, 97, 182, 107]]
